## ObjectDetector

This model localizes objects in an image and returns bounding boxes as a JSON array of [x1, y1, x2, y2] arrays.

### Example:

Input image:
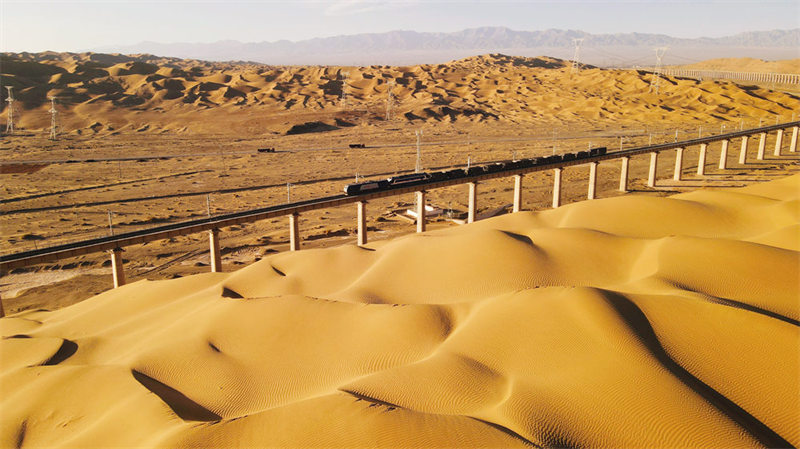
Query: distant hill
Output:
[[91, 27, 800, 66], [2, 52, 798, 135]]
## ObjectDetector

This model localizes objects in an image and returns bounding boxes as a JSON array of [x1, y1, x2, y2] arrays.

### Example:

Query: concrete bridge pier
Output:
[[648, 152, 659, 187], [739, 135, 749, 164], [719, 139, 730, 169], [416, 191, 427, 232], [756, 132, 767, 160], [357, 201, 367, 245], [209, 228, 222, 272], [773, 129, 784, 156], [289, 213, 300, 251], [467, 182, 478, 223], [619, 157, 630, 192], [790, 126, 799, 153], [587, 162, 598, 199], [110, 247, 125, 288], [512, 174, 523, 213], [673, 147, 684, 181], [697, 144, 708, 176], [552, 168, 562, 208]]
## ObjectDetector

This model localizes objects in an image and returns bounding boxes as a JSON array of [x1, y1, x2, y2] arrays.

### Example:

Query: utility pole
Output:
[[649, 47, 668, 94], [48, 96, 59, 140], [571, 38, 584, 74], [415, 129, 423, 173], [385, 80, 395, 121], [340, 71, 349, 108], [5, 86, 15, 134]]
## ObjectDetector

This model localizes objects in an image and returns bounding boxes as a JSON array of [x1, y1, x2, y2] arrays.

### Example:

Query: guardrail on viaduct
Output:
[[1, 121, 799, 317], [660, 69, 800, 85]]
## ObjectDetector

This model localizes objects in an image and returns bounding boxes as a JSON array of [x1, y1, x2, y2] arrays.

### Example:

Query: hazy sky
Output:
[[1, 0, 797, 52]]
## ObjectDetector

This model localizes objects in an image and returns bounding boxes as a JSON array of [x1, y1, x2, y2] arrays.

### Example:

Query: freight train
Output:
[[343, 147, 607, 195]]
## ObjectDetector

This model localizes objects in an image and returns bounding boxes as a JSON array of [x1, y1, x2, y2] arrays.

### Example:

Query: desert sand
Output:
[[2, 52, 799, 310], [2, 52, 797, 135], [1, 171, 798, 448]]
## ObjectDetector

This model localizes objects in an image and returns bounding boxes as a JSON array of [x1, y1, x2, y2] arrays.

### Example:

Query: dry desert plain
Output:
[[0, 53, 799, 448]]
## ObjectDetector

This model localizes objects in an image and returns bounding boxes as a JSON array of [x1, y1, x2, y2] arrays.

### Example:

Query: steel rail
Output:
[[2, 120, 798, 271]]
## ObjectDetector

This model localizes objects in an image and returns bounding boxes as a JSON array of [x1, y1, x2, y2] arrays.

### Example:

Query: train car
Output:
[[445, 168, 466, 179], [388, 173, 430, 185], [486, 162, 508, 173], [466, 166, 486, 176], [519, 158, 537, 168], [349, 143, 366, 149], [428, 171, 449, 182], [563, 153, 577, 161], [343, 179, 390, 195], [577, 150, 589, 159], [590, 146, 607, 157]]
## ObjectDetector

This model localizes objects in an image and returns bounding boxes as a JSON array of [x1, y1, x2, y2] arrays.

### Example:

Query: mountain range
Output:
[[92, 27, 800, 66]]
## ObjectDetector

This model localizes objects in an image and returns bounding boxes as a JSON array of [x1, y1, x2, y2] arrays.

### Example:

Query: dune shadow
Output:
[[42, 339, 78, 365], [671, 283, 799, 327], [599, 290, 791, 448], [132, 370, 221, 421], [468, 417, 542, 448], [498, 230, 535, 246], [221, 287, 244, 298]]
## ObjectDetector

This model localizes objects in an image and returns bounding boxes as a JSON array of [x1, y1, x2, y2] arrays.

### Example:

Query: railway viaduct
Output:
[[1, 120, 798, 317]]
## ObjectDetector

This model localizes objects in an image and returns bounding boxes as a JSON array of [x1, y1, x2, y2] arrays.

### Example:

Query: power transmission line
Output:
[[649, 47, 668, 94], [385, 80, 395, 121], [340, 71, 349, 108], [5, 86, 15, 134], [571, 38, 584, 74], [48, 96, 60, 140], [415, 129, 423, 173]]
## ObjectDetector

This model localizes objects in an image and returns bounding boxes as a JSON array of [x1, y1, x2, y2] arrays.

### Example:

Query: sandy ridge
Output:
[[1, 173, 798, 448], [2, 52, 798, 134]]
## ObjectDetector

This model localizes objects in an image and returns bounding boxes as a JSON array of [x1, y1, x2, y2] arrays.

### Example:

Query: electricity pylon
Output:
[[415, 129, 423, 173], [649, 47, 668, 94], [48, 96, 60, 140], [571, 38, 584, 74], [5, 86, 15, 134], [385, 80, 395, 120], [340, 71, 349, 108]]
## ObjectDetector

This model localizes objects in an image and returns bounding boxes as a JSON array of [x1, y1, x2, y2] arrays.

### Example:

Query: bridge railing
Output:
[[659, 69, 800, 85]]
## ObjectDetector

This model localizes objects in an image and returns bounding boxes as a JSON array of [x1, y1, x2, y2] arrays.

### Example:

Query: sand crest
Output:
[[2, 52, 798, 134], [1, 175, 798, 448]]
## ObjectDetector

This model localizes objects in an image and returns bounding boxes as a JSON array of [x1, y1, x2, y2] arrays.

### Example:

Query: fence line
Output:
[[660, 69, 800, 85]]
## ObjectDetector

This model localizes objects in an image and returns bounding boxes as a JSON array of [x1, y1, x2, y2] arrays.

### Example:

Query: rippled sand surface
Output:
[[1, 174, 798, 448]]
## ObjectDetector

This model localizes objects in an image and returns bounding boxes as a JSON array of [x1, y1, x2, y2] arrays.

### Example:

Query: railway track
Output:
[[2, 120, 798, 272]]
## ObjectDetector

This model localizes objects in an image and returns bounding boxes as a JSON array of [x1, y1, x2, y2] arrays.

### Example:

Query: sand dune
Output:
[[1, 173, 797, 448], [1, 52, 798, 134]]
